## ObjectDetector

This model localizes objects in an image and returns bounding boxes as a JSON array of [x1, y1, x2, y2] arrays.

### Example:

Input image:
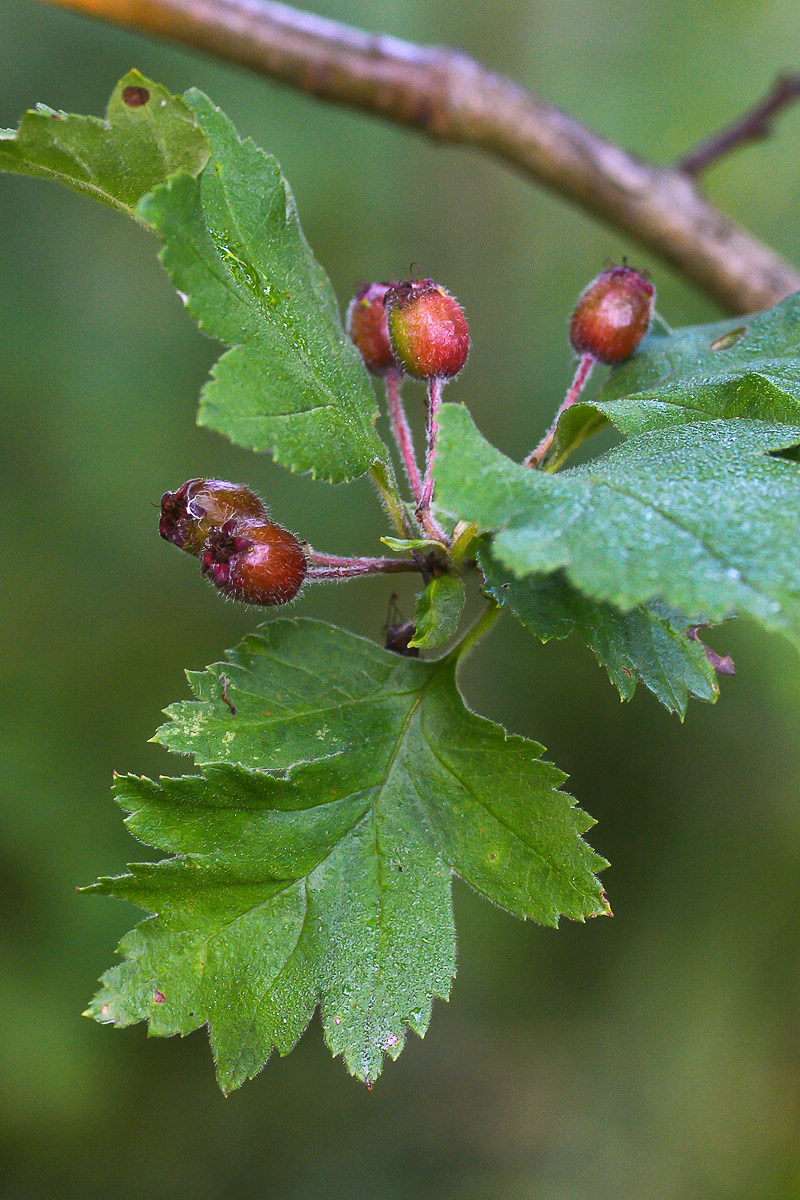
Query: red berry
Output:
[[347, 282, 399, 376], [160, 479, 266, 555], [569, 266, 655, 365], [385, 279, 469, 380], [201, 518, 307, 606]]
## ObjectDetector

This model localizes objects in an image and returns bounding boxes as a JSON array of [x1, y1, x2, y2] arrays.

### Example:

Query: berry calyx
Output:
[[159, 479, 266, 555], [346, 282, 399, 376], [385, 279, 469, 380], [569, 266, 655, 364], [201, 517, 307, 606]]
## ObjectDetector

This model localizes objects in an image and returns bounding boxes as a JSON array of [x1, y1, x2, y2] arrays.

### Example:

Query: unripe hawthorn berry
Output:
[[201, 517, 307, 606], [385, 279, 469, 380], [159, 479, 266, 555], [569, 266, 655, 365], [347, 281, 399, 376]]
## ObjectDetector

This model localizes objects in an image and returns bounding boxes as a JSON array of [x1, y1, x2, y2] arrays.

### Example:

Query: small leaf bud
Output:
[[385, 279, 469, 380], [347, 281, 399, 376], [201, 518, 307, 606], [159, 479, 266, 555], [569, 266, 655, 364]]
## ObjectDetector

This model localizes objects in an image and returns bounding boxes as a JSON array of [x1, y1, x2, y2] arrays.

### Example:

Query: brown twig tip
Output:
[[678, 72, 800, 178]]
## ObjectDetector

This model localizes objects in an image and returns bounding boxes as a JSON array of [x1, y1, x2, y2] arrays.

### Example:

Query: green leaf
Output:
[[436, 405, 800, 646], [479, 547, 718, 715], [381, 536, 447, 553], [138, 90, 386, 481], [595, 292, 800, 435], [0, 71, 209, 221], [88, 620, 607, 1090], [546, 401, 610, 472], [409, 574, 466, 648]]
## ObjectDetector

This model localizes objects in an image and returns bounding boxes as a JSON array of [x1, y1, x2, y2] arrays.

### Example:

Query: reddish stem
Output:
[[385, 370, 423, 503], [524, 353, 595, 469], [414, 376, 449, 542], [306, 551, 423, 579], [420, 376, 443, 511]]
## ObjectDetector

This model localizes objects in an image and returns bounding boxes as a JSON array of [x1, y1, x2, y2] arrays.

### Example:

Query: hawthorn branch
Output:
[[41, 0, 800, 313], [678, 72, 800, 177]]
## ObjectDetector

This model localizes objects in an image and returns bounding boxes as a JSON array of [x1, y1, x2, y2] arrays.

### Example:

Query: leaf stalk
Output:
[[524, 353, 595, 469]]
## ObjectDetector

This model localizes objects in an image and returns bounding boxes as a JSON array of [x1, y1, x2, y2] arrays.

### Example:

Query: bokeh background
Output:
[[2, 1, 800, 1196]]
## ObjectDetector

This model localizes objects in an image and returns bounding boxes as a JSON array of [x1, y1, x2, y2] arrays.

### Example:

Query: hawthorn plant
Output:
[[4, 71, 800, 1092]]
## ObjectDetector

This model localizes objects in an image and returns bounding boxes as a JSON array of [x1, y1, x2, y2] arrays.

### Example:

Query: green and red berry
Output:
[[385, 279, 469, 380], [347, 281, 399, 376], [569, 266, 655, 364]]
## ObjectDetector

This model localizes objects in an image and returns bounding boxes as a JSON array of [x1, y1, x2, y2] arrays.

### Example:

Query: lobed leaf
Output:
[[87, 620, 608, 1090], [479, 547, 718, 716], [435, 405, 800, 647], [138, 90, 387, 482], [0, 70, 209, 221]]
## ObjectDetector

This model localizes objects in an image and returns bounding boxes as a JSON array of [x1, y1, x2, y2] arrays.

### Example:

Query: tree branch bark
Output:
[[677, 72, 800, 177], [40, 0, 800, 313]]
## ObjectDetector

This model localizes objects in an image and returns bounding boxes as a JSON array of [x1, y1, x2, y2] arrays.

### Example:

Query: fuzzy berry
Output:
[[385, 279, 469, 380], [201, 517, 307, 606], [347, 281, 399, 376], [569, 266, 655, 365], [160, 479, 266, 555]]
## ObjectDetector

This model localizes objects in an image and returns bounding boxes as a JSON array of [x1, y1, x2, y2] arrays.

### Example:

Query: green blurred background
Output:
[[2, 1, 800, 1196]]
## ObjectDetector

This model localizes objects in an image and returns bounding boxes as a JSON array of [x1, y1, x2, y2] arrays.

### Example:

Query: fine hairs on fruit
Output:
[[384, 279, 470, 380], [569, 265, 655, 365], [201, 516, 308, 607]]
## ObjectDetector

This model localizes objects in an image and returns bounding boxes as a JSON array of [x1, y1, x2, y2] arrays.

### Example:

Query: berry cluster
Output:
[[159, 479, 308, 606], [347, 276, 469, 539], [159, 265, 653, 620], [159, 478, 427, 609], [347, 278, 469, 382]]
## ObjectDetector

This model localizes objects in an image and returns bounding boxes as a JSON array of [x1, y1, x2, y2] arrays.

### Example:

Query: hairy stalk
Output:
[[524, 354, 595, 469], [306, 552, 423, 579], [413, 377, 448, 543], [421, 377, 443, 511], [385, 371, 423, 502]]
